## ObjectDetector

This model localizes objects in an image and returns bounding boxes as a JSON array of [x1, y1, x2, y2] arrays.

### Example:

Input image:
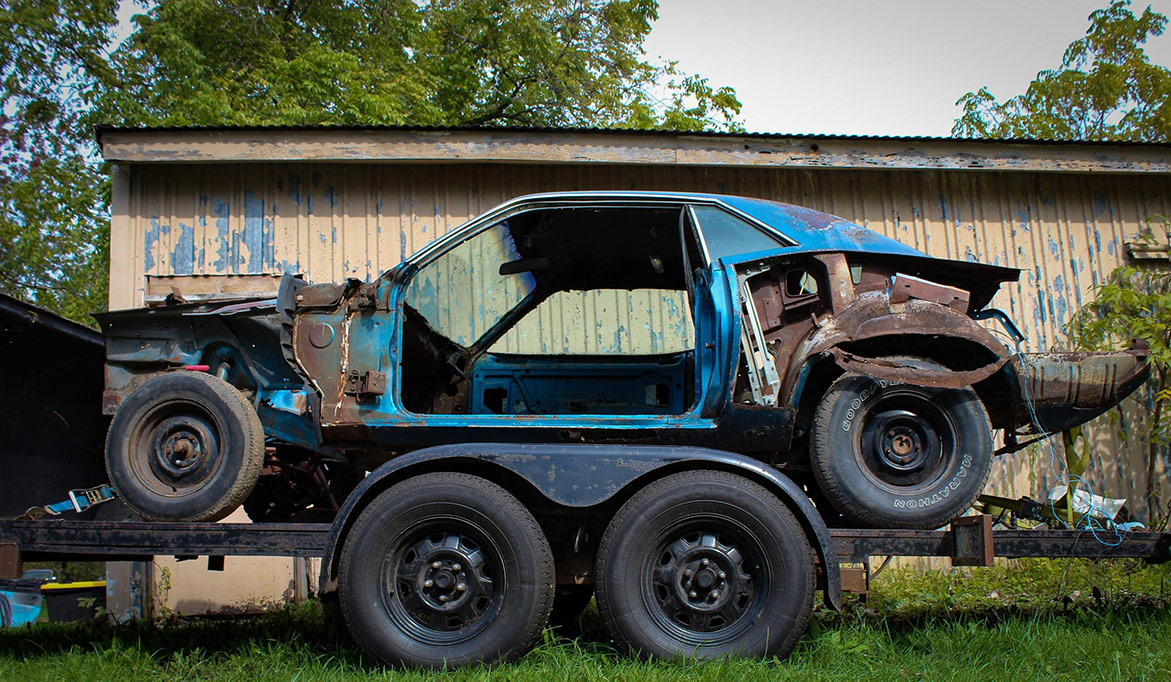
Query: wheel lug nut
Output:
[[452, 563, 461, 572], [683, 569, 691, 578], [423, 579, 433, 588], [439, 595, 448, 602], [432, 561, 442, 570], [701, 559, 710, 566], [456, 583, 466, 592], [718, 571, 726, 579], [710, 590, 719, 599], [689, 591, 698, 599]]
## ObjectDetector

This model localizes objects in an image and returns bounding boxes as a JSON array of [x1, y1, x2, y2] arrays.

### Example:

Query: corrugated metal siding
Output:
[[113, 161, 1169, 515]]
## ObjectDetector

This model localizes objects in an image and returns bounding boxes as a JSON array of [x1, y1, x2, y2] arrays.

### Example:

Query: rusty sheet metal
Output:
[[828, 348, 1009, 389], [1013, 349, 1151, 433], [889, 273, 969, 312]]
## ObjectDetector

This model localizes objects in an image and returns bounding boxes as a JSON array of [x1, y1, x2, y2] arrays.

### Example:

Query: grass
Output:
[[2, 558, 1170, 681]]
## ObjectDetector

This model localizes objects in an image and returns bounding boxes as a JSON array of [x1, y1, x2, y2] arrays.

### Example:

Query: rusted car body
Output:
[[96, 192, 1148, 528]]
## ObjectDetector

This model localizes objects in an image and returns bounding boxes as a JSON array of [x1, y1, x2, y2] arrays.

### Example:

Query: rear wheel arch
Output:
[[790, 334, 1014, 432]]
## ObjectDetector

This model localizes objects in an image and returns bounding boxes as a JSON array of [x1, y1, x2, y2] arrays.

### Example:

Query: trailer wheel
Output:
[[338, 472, 554, 668], [105, 372, 265, 522], [810, 361, 994, 529], [595, 470, 815, 660]]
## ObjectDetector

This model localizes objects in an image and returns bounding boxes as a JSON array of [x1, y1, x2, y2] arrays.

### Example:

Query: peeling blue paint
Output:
[[1051, 274, 1068, 323], [287, 174, 301, 206], [243, 190, 267, 273], [213, 198, 231, 273], [1047, 238, 1060, 257], [1107, 239, 1116, 256], [1093, 190, 1107, 216], [1071, 259, 1084, 307], [172, 222, 195, 275], [144, 216, 170, 272]]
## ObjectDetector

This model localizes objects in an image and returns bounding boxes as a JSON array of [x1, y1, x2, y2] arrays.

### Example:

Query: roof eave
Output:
[[96, 125, 1171, 174]]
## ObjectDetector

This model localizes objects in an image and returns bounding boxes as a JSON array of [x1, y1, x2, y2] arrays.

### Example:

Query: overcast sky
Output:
[[644, 0, 1171, 136]]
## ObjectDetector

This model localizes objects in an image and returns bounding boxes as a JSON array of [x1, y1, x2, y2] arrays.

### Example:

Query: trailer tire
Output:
[[338, 472, 554, 668], [810, 362, 994, 529], [595, 470, 815, 660], [105, 372, 265, 522]]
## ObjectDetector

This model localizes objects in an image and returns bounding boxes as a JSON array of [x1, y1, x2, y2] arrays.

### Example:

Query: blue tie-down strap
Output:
[[43, 485, 118, 515]]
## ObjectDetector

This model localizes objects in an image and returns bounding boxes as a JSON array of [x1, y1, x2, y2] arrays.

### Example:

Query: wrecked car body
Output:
[[96, 191, 1149, 528]]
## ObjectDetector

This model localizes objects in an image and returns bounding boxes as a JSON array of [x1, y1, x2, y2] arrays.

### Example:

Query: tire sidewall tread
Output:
[[337, 472, 554, 669], [810, 370, 994, 529], [105, 371, 264, 522], [595, 470, 815, 661]]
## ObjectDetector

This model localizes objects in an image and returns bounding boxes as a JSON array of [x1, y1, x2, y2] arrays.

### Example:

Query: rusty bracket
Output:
[[343, 369, 386, 397], [829, 348, 1008, 389], [0, 540, 21, 580], [952, 515, 995, 567], [890, 273, 970, 312]]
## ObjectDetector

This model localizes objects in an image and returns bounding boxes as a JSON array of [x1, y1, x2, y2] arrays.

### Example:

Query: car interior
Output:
[[400, 204, 703, 416]]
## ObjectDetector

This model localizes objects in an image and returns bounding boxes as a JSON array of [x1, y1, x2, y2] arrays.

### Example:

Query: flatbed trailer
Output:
[[3, 517, 1166, 579], [5, 292, 1169, 667]]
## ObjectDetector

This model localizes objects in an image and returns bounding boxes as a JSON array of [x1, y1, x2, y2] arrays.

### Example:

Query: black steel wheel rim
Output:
[[127, 397, 225, 497], [855, 389, 956, 492], [641, 514, 770, 646], [379, 517, 504, 645]]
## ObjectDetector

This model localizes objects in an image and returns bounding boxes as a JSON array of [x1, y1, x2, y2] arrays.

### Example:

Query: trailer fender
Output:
[[320, 442, 841, 610]]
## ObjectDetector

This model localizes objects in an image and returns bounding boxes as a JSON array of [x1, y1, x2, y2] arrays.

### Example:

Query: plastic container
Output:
[[40, 580, 105, 622]]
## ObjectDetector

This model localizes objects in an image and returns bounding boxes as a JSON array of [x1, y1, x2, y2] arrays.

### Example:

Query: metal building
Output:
[[98, 125, 1171, 613]]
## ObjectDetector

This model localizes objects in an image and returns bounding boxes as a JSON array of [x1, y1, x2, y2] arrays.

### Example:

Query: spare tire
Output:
[[810, 360, 993, 529], [106, 371, 265, 521]]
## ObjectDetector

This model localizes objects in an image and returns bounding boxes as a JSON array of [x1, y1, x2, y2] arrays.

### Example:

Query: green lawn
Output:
[[3, 559, 1170, 681]]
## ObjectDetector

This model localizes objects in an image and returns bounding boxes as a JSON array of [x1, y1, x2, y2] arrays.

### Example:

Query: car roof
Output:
[[500, 191, 926, 258]]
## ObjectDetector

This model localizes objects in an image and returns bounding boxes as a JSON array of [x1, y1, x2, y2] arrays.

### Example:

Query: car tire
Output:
[[810, 360, 994, 529], [105, 371, 265, 522], [338, 472, 554, 668], [595, 470, 815, 660]]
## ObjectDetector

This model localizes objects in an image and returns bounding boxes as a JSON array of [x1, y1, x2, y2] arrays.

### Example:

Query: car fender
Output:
[[320, 442, 842, 610]]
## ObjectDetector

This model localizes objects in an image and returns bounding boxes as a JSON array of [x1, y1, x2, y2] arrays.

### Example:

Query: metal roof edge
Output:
[[94, 124, 1171, 173], [92, 122, 1171, 148]]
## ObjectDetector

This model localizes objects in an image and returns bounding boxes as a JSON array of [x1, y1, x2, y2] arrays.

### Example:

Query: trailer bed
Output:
[[2, 519, 1167, 568]]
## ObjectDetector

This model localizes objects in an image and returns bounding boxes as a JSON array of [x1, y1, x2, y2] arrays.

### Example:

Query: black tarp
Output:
[[0, 295, 125, 519]]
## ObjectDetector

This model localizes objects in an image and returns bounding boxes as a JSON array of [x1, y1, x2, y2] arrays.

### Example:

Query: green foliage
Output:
[[100, 0, 741, 130], [0, 0, 119, 323], [1068, 221, 1171, 520], [1, 1, 742, 325], [954, 0, 1171, 142]]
